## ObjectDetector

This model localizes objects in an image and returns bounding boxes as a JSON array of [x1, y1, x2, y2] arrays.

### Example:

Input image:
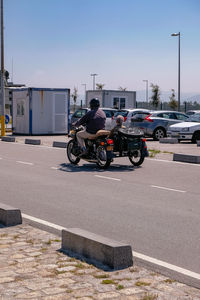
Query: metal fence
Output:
[[135, 101, 200, 113]]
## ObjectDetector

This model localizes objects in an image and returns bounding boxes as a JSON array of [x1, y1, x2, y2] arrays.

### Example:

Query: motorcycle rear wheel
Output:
[[66, 140, 80, 165], [96, 146, 111, 169], [129, 149, 144, 166]]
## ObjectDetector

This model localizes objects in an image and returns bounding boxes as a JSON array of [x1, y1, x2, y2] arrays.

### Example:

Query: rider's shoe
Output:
[[79, 147, 88, 157]]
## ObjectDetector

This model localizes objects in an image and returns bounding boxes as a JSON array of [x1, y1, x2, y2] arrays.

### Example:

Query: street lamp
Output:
[[0, 0, 5, 136], [90, 73, 98, 90], [81, 83, 87, 107], [171, 32, 180, 111], [143, 80, 148, 104]]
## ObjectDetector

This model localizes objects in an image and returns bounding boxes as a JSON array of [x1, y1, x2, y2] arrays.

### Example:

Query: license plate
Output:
[[172, 133, 180, 137], [107, 146, 113, 151]]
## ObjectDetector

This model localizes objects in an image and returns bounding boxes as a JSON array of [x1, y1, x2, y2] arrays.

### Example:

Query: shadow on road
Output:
[[59, 163, 137, 173]]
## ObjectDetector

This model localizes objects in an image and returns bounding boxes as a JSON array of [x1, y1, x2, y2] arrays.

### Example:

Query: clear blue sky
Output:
[[4, 0, 200, 98]]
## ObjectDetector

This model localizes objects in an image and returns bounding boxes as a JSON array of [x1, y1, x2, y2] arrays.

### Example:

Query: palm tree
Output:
[[71, 87, 78, 112], [150, 83, 160, 109], [96, 83, 105, 90], [169, 89, 178, 110], [118, 87, 127, 91]]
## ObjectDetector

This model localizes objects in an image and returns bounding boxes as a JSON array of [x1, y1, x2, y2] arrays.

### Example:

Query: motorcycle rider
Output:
[[73, 98, 106, 155]]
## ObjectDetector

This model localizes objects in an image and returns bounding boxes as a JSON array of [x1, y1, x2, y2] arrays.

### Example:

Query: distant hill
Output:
[[136, 90, 200, 103]]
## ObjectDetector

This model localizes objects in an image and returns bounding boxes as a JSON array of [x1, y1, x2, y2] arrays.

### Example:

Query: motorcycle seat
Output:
[[88, 130, 110, 139]]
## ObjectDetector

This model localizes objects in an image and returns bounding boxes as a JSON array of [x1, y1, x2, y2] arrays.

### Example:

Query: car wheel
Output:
[[153, 127, 166, 140], [192, 131, 200, 143]]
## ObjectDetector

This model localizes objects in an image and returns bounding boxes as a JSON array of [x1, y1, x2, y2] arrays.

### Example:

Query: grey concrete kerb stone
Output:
[[25, 139, 41, 145], [53, 141, 67, 148], [1, 136, 16, 142], [62, 228, 133, 270], [0, 203, 22, 226], [159, 138, 178, 144], [173, 153, 200, 164]]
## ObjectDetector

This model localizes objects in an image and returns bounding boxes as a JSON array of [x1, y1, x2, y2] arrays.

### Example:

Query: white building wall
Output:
[[86, 90, 136, 109]]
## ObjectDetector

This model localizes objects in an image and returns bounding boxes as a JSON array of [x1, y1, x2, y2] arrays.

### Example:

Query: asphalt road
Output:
[[0, 141, 200, 276]]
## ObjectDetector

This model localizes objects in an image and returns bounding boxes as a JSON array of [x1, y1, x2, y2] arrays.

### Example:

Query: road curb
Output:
[[159, 138, 178, 144], [1, 136, 16, 142], [53, 141, 67, 148], [62, 228, 133, 270], [0, 203, 22, 226], [25, 139, 41, 145], [173, 153, 200, 164]]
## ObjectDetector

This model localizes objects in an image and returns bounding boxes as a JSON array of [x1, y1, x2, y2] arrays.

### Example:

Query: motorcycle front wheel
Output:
[[66, 140, 80, 165], [129, 149, 144, 166], [96, 146, 112, 169]]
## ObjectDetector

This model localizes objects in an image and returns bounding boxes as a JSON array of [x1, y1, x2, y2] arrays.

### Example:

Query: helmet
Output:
[[116, 115, 124, 125], [89, 98, 100, 109]]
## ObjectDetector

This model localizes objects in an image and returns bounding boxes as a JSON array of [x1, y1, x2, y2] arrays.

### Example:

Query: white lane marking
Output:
[[51, 167, 59, 170], [0, 141, 64, 150], [22, 212, 200, 281], [22, 213, 66, 231], [146, 158, 200, 167], [133, 251, 200, 281], [151, 185, 186, 193], [95, 175, 121, 181], [16, 160, 34, 166]]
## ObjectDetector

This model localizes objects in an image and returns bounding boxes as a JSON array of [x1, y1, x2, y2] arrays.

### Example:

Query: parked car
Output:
[[111, 109, 150, 128], [70, 108, 117, 130], [167, 113, 200, 143], [186, 110, 200, 116], [130, 110, 189, 140]]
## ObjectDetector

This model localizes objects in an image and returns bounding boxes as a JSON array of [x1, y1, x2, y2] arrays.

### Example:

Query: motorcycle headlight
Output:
[[70, 130, 75, 136], [181, 127, 190, 132]]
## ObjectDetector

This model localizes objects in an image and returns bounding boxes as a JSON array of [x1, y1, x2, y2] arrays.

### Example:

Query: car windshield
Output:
[[114, 110, 128, 118], [188, 114, 200, 122]]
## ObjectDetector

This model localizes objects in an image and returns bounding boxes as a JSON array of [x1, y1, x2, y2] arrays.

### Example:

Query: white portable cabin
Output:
[[86, 90, 136, 109], [12, 88, 70, 135]]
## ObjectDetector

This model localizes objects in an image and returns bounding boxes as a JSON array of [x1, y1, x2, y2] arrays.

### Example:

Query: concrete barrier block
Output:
[[173, 153, 200, 164], [62, 228, 133, 270], [0, 203, 22, 226], [160, 138, 178, 144], [1, 136, 16, 142], [197, 140, 200, 147], [53, 141, 67, 148], [25, 139, 41, 145]]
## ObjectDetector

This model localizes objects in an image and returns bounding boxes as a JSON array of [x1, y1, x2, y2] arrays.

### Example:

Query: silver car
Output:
[[131, 110, 189, 140], [111, 109, 150, 128], [70, 107, 117, 130]]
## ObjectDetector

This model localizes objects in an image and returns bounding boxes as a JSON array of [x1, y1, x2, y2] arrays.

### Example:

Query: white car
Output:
[[167, 113, 200, 143]]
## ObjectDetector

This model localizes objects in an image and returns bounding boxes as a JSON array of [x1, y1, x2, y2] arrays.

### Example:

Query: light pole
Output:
[[171, 32, 180, 111], [143, 80, 148, 104], [81, 83, 86, 107], [90, 73, 98, 90], [1, 0, 5, 136]]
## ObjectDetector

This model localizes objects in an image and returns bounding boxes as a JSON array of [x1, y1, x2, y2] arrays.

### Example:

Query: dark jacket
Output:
[[75, 108, 106, 134]]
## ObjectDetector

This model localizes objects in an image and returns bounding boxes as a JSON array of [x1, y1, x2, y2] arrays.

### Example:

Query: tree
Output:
[[150, 83, 160, 109], [96, 83, 105, 90], [0, 70, 10, 85], [118, 87, 127, 91], [71, 87, 78, 112], [169, 89, 178, 110]]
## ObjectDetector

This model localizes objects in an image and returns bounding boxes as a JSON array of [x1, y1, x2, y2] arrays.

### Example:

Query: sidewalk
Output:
[[0, 223, 199, 300]]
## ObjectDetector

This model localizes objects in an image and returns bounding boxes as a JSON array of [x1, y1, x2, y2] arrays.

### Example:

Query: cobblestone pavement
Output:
[[0, 224, 199, 300]]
